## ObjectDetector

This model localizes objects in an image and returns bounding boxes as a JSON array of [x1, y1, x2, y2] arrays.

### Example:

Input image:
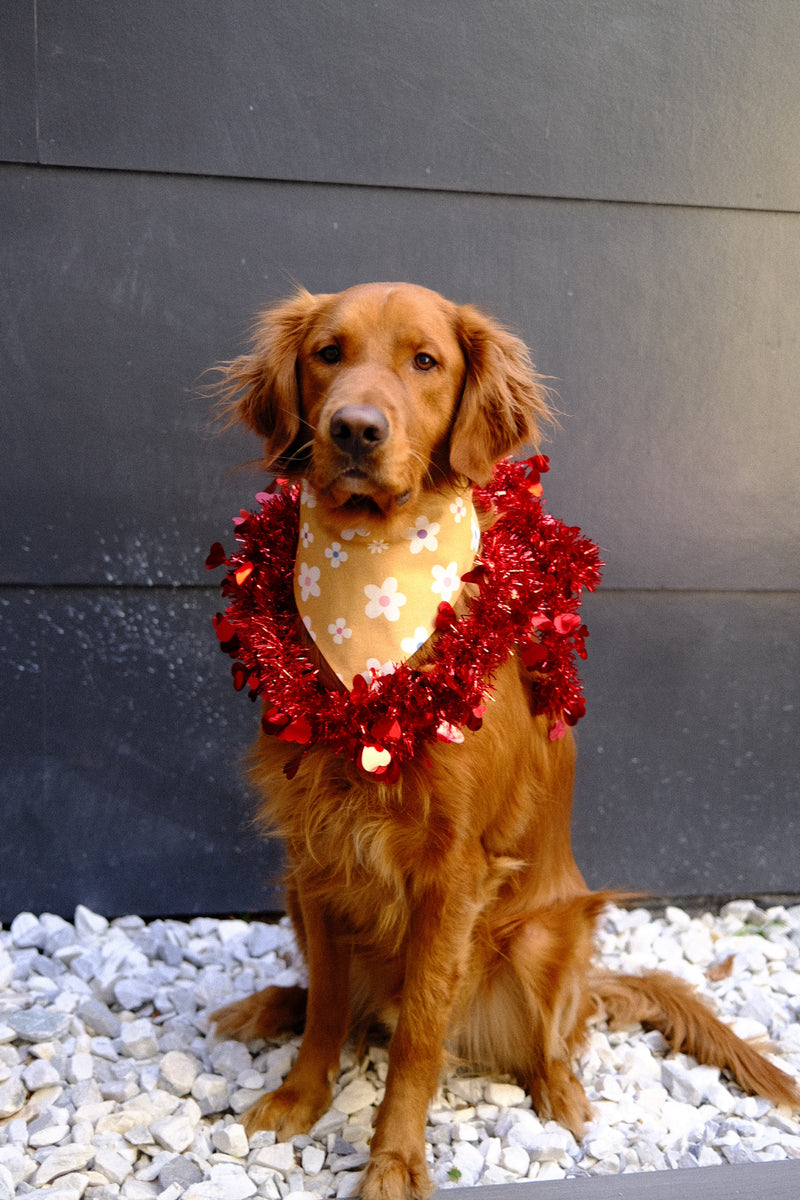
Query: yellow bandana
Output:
[[294, 481, 480, 687]]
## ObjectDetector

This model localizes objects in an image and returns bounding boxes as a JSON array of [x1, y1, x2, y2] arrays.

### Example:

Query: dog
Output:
[[210, 282, 798, 1200]]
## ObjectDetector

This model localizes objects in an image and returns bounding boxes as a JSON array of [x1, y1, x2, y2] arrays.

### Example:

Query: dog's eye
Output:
[[414, 352, 437, 371], [318, 344, 341, 364]]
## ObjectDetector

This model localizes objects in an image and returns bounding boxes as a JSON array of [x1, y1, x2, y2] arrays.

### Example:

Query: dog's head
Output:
[[218, 282, 553, 529]]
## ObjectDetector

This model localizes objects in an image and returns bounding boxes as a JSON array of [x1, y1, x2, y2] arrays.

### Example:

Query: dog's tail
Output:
[[591, 968, 800, 1110]]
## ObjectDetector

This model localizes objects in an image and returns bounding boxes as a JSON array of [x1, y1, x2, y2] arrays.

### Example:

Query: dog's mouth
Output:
[[316, 467, 414, 522], [341, 494, 386, 519]]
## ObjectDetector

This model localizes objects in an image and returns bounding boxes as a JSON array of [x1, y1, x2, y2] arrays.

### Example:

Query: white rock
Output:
[[114, 977, 157, 1010], [42, 1178, 88, 1200], [33, 1144, 95, 1186], [118, 1019, 158, 1060], [251, 1142, 296, 1173], [661, 1097, 709, 1142], [484, 1080, 526, 1107], [69, 1051, 95, 1082], [210, 1041, 252, 1081], [159, 1050, 202, 1095], [336, 1172, 365, 1199], [453, 1121, 480, 1141], [121, 1180, 160, 1200], [94, 1147, 134, 1186], [584, 1126, 627, 1159], [159, 1186, 185, 1200], [235, 1068, 264, 1090], [184, 1185, 225, 1200], [4, 1119, 28, 1147], [483, 1164, 516, 1186], [483, 1136, 502, 1166], [680, 928, 714, 964], [74, 906, 109, 939], [301, 1144, 326, 1174], [661, 1058, 703, 1105], [192, 1073, 231, 1115], [309, 1109, 346, 1139], [29, 1120, 70, 1148], [10, 912, 44, 949], [22, 1057, 61, 1089], [209, 1163, 257, 1200], [150, 1114, 195, 1153], [332, 1077, 377, 1114], [537, 1161, 566, 1181], [246, 923, 284, 957], [217, 920, 251, 945], [0, 1147, 28, 1185], [518, 1127, 573, 1163], [447, 1076, 484, 1105], [0, 954, 14, 991], [0, 1077, 26, 1118], [665, 906, 692, 930], [500, 1144, 530, 1175], [0, 1164, 14, 1200], [771, 971, 800, 997], [451, 1141, 484, 1185], [212, 1122, 249, 1158]]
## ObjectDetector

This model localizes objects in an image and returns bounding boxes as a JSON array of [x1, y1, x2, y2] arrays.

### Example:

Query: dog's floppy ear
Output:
[[217, 288, 327, 472], [449, 305, 554, 485]]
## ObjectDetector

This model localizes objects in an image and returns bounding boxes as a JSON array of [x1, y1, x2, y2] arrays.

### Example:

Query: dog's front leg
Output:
[[362, 869, 483, 1200], [242, 896, 351, 1140]]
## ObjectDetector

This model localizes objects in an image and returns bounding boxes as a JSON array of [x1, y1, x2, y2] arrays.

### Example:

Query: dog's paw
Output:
[[360, 1150, 433, 1200], [211, 985, 307, 1041], [528, 1064, 592, 1140], [241, 1083, 330, 1140]]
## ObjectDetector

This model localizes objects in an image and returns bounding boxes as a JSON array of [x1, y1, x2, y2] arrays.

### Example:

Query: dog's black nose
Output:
[[329, 405, 390, 458]]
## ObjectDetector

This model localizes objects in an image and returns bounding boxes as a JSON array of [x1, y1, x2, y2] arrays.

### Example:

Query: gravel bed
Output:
[[1, 900, 799, 1199]]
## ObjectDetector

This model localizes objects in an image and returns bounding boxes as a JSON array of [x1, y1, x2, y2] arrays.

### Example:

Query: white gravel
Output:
[[1, 900, 799, 1198]]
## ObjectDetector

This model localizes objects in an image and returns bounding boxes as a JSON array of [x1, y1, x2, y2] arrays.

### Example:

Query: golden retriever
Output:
[[211, 282, 798, 1200]]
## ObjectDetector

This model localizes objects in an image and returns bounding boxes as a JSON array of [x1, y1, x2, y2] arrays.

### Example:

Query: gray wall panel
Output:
[[2, 166, 798, 589], [0, 587, 279, 922], [573, 592, 800, 896], [0, 2, 37, 161], [35, 0, 800, 211]]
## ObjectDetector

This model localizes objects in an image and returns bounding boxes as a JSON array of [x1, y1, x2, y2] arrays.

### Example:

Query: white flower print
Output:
[[404, 515, 440, 554], [431, 561, 461, 603], [301, 615, 317, 642], [327, 617, 352, 645], [325, 542, 348, 569], [300, 521, 313, 548], [340, 526, 372, 541], [369, 538, 389, 554], [364, 577, 407, 621], [300, 481, 317, 508], [450, 496, 468, 523], [401, 626, 430, 656], [361, 658, 397, 683], [297, 562, 321, 601]]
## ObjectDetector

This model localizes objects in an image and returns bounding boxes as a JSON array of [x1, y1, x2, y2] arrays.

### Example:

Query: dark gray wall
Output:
[[1, 1, 798, 919]]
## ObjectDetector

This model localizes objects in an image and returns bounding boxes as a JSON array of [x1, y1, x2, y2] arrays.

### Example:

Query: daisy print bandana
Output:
[[294, 480, 480, 687]]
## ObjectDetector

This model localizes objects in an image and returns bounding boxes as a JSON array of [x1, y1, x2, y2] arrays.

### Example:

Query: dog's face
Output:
[[220, 281, 552, 531]]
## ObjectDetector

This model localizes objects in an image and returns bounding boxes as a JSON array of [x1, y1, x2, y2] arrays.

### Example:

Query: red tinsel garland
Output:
[[207, 456, 603, 782]]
